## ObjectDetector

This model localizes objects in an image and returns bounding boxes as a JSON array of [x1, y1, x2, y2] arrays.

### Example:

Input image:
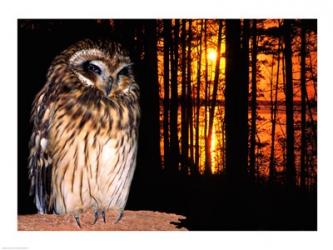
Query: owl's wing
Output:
[[28, 86, 54, 213]]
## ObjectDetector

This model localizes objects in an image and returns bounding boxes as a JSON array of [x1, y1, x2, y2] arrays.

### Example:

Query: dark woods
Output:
[[18, 19, 317, 230]]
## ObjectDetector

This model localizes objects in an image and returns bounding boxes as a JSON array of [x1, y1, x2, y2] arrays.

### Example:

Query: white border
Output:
[[1, 0, 332, 249]]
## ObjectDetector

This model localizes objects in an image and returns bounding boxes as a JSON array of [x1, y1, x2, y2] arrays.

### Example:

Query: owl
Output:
[[28, 39, 140, 227]]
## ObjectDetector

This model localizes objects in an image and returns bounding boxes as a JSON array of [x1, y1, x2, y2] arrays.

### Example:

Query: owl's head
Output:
[[57, 39, 135, 97]]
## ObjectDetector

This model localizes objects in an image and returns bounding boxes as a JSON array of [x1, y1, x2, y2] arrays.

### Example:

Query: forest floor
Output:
[[17, 210, 187, 231]]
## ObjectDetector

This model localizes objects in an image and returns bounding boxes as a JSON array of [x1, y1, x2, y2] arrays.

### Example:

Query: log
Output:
[[18, 210, 187, 231]]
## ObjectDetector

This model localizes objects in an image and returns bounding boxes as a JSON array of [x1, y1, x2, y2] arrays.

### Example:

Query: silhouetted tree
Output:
[[241, 19, 250, 176], [138, 20, 161, 175], [300, 20, 307, 189], [269, 35, 282, 184], [163, 19, 171, 168], [181, 19, 189, 172], [187, 20, 194, 166], [195, 20, 203, 168], [205, 20, 222, 175], [177, 21, 189, 174], [225, 19, 248, 183], [249, 19, 257, 182], [283, 19, 296, 188], [170, 20, 180, 172], [204, 20, 209, 173]]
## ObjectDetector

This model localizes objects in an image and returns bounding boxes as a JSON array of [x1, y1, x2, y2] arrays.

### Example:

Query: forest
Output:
[[18, 19, 317, 230]]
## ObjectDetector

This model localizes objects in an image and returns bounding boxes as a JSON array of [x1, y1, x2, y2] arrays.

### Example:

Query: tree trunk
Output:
[[187, 20, 194, 167], [269, 36, 282, 184], [225, 19, 248, 183], [204, 20, 209, 174], [284, 19, 296, 189], [170, 19, 180, 173], [205, 20, 222, 175], [300, 20, 307, 189], [180, 19, 188, 173], [304, 53, 317, 146], [195, 20, 203, 168], [241, 19, 250, 177], [249, 19, 257, 182], [163, 19, 171, 169], [141, 20, 161, 171]]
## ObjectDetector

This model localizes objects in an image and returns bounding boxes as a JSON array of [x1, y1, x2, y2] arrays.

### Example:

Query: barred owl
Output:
[[28, 39, 140, 227]]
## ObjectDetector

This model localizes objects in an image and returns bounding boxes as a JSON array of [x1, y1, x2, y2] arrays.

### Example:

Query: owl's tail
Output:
[[28, 132, 52, 214]]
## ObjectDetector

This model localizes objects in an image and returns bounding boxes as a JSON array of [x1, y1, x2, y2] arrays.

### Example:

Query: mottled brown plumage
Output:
[[28, 39, 140, 226]]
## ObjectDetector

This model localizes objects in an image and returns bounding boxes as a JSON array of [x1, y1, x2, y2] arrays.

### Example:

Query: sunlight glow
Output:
[[211, 126, 218, 174], [208, 48, 217, 62]]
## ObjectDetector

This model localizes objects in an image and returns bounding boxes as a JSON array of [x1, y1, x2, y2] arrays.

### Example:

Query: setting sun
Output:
[[207, 48, 217, 62]]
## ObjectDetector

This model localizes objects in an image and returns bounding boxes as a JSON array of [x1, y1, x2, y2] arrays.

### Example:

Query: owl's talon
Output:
[[102, 210, 106, 223], [92, 210, 99, 225], [74, 215, 81, 228]]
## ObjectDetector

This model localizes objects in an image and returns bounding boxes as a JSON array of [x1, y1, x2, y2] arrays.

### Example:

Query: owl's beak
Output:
[[105, 77, 113, 95]]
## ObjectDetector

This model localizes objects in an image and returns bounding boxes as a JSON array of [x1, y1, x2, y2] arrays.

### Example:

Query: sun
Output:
[[207, 48, 217, 62]]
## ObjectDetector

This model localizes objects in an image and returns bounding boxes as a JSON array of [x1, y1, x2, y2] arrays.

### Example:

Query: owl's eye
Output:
[[84, 62, 102, 75], [118, 67, 129, 77]]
